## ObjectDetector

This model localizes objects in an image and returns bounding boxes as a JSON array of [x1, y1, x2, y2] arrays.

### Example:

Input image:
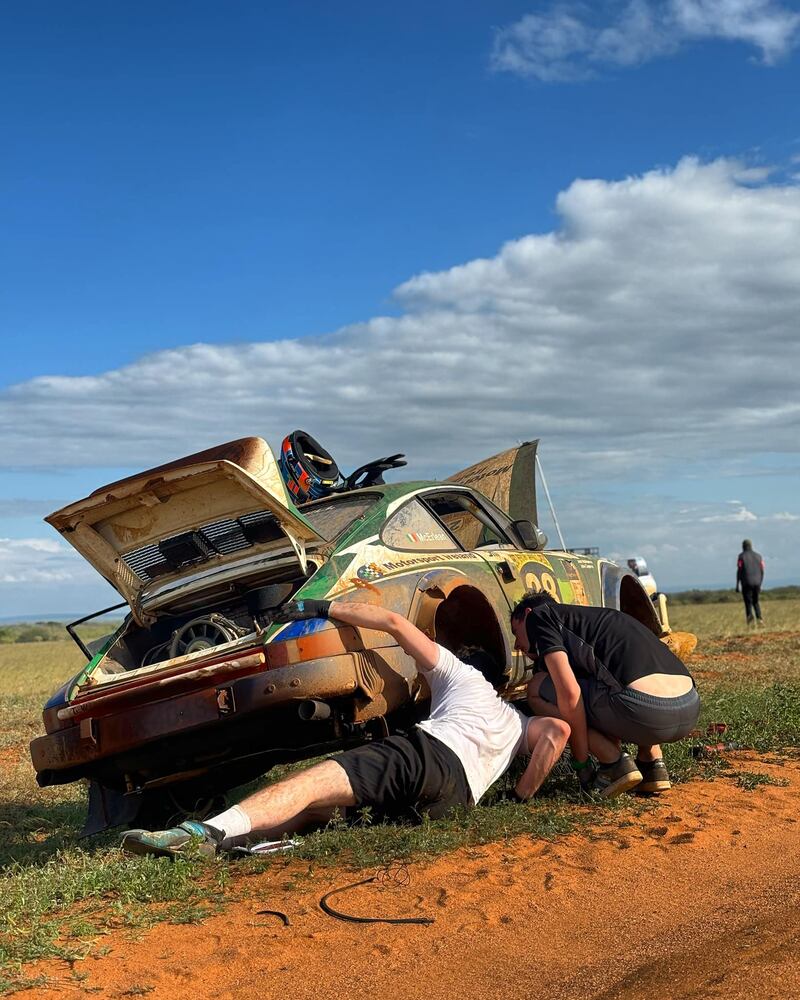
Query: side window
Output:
[[380, 499, 459, 552], [423, 493, 509, 551]]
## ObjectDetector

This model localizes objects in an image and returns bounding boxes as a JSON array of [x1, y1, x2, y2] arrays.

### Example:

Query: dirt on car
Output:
[[21, 751, 800, 1000]]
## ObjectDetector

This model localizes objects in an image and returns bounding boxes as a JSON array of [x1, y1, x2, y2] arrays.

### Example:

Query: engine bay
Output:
[[88, 570, 308, 685]]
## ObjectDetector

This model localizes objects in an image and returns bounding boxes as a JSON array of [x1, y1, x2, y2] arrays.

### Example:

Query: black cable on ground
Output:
[[256, 909, 291, 926], [319, 876, 434, 926]]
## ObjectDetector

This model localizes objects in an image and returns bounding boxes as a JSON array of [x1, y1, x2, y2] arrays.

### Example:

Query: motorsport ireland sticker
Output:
[[357, 563, 385, 582]]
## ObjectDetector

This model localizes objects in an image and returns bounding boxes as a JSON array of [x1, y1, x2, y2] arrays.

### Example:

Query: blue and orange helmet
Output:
[[279, 430, 342, 504]]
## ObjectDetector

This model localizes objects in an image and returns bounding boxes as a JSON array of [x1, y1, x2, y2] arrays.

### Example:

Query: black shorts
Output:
[[538, 673, 700, 746], [333, 728, 472, 822]]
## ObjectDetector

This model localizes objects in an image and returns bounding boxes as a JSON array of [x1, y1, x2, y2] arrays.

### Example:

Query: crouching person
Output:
[[510, 594, 700, 798], [122, 601, 570, 859]]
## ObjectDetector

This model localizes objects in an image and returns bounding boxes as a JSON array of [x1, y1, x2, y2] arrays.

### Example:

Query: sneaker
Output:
[[635, 757, 672, 794], [121, 820, 224, 859], [592, 753, 643, 798]]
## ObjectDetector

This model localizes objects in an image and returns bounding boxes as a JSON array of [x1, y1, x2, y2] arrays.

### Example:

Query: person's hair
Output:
[[742, 539, 753, 550], [456, 645, 504, 686], [510, 591, 557, 623]]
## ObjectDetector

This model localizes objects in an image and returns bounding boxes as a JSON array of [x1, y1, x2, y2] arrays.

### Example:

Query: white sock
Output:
[[206, 804, 252, 840]]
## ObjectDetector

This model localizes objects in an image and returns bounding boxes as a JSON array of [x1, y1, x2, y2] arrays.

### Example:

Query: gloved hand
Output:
[[274, 599, 332, 622]]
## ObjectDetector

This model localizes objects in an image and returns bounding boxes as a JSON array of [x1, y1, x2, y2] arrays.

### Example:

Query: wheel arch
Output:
[[408, 570, 510, 686], [602, 564, 665, 637]]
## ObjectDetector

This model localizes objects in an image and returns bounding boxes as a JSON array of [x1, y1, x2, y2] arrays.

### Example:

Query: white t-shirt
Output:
[[416, 644, 528, 804]]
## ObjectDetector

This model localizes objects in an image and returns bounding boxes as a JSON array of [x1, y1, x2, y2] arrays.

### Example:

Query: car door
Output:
[[416, 487, 525, 596]]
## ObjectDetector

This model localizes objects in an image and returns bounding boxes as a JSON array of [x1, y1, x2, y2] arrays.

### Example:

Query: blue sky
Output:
[[2, 1, 800, 615]]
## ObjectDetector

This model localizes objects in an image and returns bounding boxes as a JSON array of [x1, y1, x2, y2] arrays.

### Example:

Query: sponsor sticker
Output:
[[499, 551, 553, 572], [269, 618, 333, 640], [563, 560, 590, 605], [357, 563, 386, 582]]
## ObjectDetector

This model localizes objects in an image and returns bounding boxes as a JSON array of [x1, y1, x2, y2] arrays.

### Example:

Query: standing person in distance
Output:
[[736, 539, 765, 626], [510, 594, 700, 798]]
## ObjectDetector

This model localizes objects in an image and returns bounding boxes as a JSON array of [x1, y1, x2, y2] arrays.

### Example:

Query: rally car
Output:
[[30, 434, 667, 833]]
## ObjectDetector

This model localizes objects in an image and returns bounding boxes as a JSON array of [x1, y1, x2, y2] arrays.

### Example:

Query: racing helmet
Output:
[[278, 430, 342, 503]]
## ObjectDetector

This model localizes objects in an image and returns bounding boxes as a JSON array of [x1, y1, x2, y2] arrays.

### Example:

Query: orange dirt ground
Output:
[[21, 752, 800, 1000]]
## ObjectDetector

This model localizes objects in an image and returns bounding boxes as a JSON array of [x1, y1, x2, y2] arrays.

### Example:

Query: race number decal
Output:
[[520, 562, 561, 602]]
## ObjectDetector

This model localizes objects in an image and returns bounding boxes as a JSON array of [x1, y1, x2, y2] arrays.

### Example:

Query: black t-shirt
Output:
[[525, 603, 691, 687]]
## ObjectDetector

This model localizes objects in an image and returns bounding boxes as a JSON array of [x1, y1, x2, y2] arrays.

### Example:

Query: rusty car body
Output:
[[30, 437, 668, 832]]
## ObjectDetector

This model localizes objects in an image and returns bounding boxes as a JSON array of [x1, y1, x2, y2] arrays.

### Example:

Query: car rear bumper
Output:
[[31, 638, 412, 786]]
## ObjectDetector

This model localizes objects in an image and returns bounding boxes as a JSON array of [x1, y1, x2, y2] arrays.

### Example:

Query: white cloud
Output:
[[491, 1, 800, 81], [0, 537, 93, 585], [698, 501, 758, 522], [2, 538, 62, 554], [1, 157, 799, 489], [673, 0, 800, 60]]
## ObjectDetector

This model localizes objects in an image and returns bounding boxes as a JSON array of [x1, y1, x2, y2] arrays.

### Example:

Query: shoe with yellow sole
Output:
[[635, 757, 671, 794]]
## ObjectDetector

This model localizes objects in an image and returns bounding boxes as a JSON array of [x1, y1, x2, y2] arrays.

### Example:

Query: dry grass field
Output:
[[0, 599, 798, 996]]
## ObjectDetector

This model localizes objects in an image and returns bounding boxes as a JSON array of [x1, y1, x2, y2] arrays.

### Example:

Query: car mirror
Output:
[[512, 520, 547, 550]]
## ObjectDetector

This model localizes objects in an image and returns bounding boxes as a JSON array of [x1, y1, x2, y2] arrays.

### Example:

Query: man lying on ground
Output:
[[510, 594, 700, 799], [122, 600, 570, 859]]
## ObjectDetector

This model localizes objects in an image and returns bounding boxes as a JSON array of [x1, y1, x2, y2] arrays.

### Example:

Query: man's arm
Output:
[[328, 601, 439, 671], [514, 716, 571, 799], [277, 599, 440, 672], [736, 558, 743, 592], [543, 650, 589, 763]]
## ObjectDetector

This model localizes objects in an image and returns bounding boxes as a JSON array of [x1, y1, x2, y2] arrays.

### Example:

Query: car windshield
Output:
[[301, 493, 381, 540]]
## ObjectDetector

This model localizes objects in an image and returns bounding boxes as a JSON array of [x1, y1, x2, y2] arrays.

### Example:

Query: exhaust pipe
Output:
[[298, 699, 332, 721]]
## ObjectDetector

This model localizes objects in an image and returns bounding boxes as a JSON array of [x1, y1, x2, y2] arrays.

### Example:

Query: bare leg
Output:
[[527, 674, 621, 764], [635, 744, 663, 762], [223, 805, 340, 846], [236, 760, 357, 837], [516, 717, 571, 799]]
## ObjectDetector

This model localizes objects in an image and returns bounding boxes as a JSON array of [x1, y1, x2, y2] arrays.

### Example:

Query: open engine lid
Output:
[[45, 438, 325, 616], [446, 439, 539, 526]]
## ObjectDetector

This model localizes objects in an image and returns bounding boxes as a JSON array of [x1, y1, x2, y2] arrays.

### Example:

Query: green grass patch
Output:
[[668, 585, 800, 606], [291, 783, 581, 871], [0, 622, 120, 646], [653, 680, 800, 789], [696, 682, 800, 750], [668, 596, 800, 641], [732, 771, 790, 791]]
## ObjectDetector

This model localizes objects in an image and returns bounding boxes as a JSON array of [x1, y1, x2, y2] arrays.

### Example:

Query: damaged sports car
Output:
[[30, 434, 669, 833]]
